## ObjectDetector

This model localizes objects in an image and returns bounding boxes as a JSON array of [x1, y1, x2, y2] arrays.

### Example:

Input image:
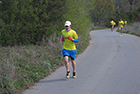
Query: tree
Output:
[[0, 0, 65, 46], [114, 0, 140, 22], [92, 0, 115, 26]]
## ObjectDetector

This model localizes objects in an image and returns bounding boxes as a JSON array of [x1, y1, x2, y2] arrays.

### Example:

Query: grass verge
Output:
[[0, 30, 92, 94]]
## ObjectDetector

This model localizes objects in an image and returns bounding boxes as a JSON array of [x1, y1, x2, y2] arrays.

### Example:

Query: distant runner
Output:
[[61, 21, 79, 79], [118, 18, 124, 37], [110, 20, 116, 31], [124, 20, 127, 25]]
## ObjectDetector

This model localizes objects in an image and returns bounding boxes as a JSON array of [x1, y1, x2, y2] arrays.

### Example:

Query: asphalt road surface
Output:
[[23, 29, 140, 94]]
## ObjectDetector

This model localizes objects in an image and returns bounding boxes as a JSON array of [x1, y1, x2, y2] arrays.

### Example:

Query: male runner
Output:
[[61, 21, 79, 78], [118, 18, 124, 36]]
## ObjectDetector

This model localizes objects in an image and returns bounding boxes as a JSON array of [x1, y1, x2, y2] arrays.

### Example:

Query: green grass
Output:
[[0, 33, 65, 93]]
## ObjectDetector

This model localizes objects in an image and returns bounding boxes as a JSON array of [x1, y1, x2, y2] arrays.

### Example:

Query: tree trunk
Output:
[[116, 0, 121, 18]]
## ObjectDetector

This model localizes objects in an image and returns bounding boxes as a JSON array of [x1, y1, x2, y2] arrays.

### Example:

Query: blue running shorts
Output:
[[119, 27, 123, 29], [62, 49, 77, 60]]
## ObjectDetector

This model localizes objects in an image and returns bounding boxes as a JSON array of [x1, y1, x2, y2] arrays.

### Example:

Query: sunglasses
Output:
[[65, 26, 69, 27]]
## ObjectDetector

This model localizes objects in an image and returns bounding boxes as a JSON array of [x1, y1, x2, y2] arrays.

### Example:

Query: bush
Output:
[[123, 22, 140, 36], [0, 0, 65, 46]]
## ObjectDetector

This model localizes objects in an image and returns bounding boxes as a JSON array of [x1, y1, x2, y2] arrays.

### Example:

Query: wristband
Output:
[[61, 37, 64, 42]]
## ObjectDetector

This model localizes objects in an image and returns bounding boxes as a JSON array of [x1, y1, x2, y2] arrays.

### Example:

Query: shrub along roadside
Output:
[[0, 0, 94, 47], [123, 30, 140, 37], [0, 45, 60, 94], [0, 0, 66, 46], [123, 22, 140, 37]]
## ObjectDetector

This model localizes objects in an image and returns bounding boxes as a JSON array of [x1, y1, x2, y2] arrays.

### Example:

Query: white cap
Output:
[[64, 21, 71, 26]]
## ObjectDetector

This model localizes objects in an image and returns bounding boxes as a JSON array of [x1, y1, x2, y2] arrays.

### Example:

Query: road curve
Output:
[[23, 29, 140, 94]]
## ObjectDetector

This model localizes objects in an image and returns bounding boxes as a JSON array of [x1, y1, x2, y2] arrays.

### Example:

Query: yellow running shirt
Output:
[[118, 21, 124, 27], [110, 21, 116, 26], [125, 21, 127, 24], [61, 29, 78, 50]]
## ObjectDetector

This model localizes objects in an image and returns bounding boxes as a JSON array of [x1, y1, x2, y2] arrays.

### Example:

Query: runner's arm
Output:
[[68, 36, 79, 43], [73, 39, 79, 43]]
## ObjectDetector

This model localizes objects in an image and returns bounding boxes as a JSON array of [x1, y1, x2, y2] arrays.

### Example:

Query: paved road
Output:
[[23, 29, 140, 94]]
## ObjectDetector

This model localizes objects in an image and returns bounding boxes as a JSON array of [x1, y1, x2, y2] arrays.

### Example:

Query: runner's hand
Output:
[[61, 37, 64, 42], [68, 36, 73, 41], [68, 36, 79, 43]]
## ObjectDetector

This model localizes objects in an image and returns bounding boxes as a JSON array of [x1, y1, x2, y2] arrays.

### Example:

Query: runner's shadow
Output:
[[39, 78, 67, 83]]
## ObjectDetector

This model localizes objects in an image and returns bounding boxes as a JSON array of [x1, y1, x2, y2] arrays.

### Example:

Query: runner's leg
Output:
[[64, 56, 69, 72], [71, 59, 76, 72]]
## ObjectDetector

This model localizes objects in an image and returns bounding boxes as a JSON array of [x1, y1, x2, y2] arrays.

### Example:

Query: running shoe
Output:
[[73, 72, 76, 78], [66, 71, 70, 78], [119, 34, 122, 37]]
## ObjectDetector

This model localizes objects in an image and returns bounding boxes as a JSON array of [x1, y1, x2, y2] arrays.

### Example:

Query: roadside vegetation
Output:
[[0, 0, 140, 94], [0, 32, 91, 94], [123, 22, 140, 37]]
